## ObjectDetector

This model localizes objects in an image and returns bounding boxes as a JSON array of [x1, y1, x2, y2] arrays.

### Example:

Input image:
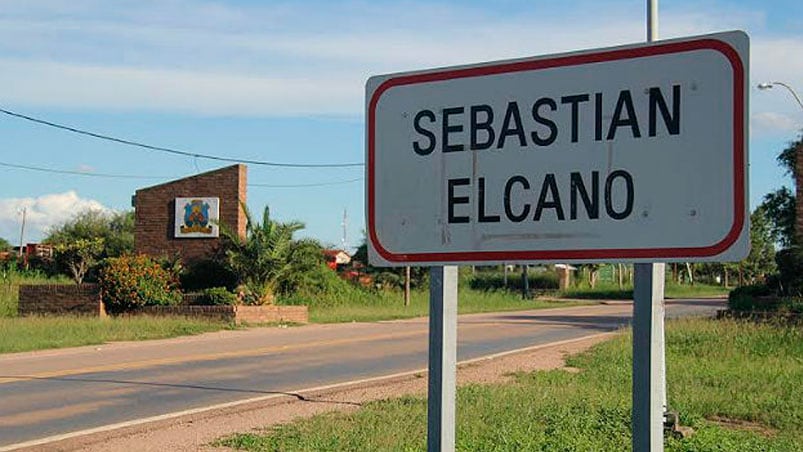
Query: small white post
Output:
[[427, 265, 458, 452]]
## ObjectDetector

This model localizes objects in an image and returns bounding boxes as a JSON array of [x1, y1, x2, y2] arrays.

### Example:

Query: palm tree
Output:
[[219, 205, 322, 304]]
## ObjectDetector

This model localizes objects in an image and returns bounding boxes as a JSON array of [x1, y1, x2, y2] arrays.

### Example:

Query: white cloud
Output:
[[0, 191, 108, 243], [0, 1, 799, 120], [752, 112, 802, 135]]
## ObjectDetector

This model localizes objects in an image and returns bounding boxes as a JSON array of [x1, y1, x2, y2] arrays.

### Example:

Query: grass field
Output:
[[559, 281, 729, 300], [219, 318, 803, 451], [306, 289, 590, 323], [0, 316, 233, 354]]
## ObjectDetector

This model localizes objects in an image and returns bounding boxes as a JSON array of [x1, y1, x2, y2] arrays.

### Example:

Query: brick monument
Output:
[[134, 164, 247, 263]]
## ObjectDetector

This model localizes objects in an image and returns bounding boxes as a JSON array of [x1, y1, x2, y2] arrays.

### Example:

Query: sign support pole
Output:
[[632, 2, 667, 451], [427, 265, 458, 452], [632, 263, 666, 451]]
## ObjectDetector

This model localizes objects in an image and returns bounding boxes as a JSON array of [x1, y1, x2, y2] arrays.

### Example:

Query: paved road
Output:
[[0, 299, 723, 448]]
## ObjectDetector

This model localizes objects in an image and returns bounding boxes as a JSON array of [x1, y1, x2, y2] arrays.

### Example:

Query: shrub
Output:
[[282, 264, 377, 308], [775, 247, 803, 296], [99, 254, 181, 313], [469, 270, 559, 292], [728, 284, 774, 311], [181, 259, 238, 292], [196, 287, 238, 306], [728, 284, 803, 313]]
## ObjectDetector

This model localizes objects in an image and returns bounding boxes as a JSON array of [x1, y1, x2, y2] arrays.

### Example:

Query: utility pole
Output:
[[341, 208, 348, 251], [404, 266, 411, 306], [17, 207, 27, 258]]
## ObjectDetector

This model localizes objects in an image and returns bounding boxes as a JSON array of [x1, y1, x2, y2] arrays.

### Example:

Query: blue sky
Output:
[[0, 0, 801, 249]]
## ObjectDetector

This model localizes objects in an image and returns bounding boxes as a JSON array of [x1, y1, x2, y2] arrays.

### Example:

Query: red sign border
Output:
[[367, 37, 746, 263]]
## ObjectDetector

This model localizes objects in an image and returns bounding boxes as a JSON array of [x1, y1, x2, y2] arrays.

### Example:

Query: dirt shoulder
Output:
[[26, 333, 616, 452]]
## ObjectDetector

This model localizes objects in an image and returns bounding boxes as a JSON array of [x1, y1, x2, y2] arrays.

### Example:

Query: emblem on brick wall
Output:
[[174, 197, 220, 238]]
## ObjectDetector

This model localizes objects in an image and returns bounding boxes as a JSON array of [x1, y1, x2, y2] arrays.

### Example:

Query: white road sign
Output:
[[366, 31, 749, 266]]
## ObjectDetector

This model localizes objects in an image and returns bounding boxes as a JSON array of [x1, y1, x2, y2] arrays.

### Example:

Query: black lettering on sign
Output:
[[531, 98, 558, 146], [561, 94, 590, 143], [605, 170, 634, 220], [470, 105, 496, 150], [497, 102, 527, 148], [442, 107, 465, 153], [478, 177, 501, 223], [649, 85, 681, 136], [570, 171, 599, 220], [607, 90, 641, 140], [534, 174, 565, 221], [504, 176, 531, 222], [413, 109, 436, 156], [448, 178, 471, 223]]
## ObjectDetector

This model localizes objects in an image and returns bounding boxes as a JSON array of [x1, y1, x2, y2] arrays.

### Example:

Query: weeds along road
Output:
[[0, 300, 723, 449]]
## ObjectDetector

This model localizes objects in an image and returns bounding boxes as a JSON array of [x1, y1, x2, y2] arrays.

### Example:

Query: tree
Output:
[[0, 237, 10, 252], [761, 187, 795, 248], [742, 206, 777, 283], [761, 132, 803, 248], [219, 205, 323, 304], [54, 238, 105, 284], [46, 209, 135, 258], [776, 132, 802, 178]]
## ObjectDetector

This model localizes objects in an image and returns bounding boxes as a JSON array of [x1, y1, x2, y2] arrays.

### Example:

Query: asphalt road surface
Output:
[[0, 299, 723, 449]]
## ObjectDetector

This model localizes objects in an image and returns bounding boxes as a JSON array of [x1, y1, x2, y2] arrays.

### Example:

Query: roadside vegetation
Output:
[[0, 315, 232, 354], [723, 133, 803, 316], [219, 318, 803, 451]]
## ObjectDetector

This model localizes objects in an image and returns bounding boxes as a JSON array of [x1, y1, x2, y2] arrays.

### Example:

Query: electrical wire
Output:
[[249, 177, 363, 188], [0, 160, 163, 179], [0, 160, 364, 187], [0, 107, 365, 168]]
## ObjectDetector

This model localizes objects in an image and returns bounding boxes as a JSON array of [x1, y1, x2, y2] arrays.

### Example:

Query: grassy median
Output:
[[0, 316, 233, 354], [219, 318, 803, 451]]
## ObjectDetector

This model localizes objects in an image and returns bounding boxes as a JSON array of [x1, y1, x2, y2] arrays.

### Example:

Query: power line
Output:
[[0, 161, 162, 179], [0, 160, 364, 187], [0, 107, 365, 168], [250, 177, 362, 188]]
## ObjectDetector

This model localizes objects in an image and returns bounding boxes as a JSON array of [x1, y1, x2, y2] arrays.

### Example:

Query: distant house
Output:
[[322, 249, 351, 270], [26, 243, 54, 260]]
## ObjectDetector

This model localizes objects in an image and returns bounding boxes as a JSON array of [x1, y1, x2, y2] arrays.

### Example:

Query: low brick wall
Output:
[[138, 304, 308, 324], [16, 284, 307, 324], [235, 305, 308, 324], [18, 284, 105, 316], [140, 305, 236, 321]]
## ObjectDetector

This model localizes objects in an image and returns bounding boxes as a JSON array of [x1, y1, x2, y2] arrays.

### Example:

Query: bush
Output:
[[99, 254, 181, 313], [728, 284, 774, 311], [728, 284, 803, 313], [469, 270, 559, 292], [180, 259, 238, 292], [775, 247, 803, 296], [281, 264, 378, 308], [196, 287, 238, 306]]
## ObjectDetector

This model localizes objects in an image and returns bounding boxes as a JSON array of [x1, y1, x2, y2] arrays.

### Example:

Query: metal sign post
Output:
[[632, 263, 666, 451], [631, 3, 667, 452], [427, 266, 458, 452]]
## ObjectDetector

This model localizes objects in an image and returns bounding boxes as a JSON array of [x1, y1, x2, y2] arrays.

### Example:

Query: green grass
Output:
[[298, 289, 590, 323], [559, 281, 729, 300], [0, 315, 233, 354], [218, 318, 803, 451]]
